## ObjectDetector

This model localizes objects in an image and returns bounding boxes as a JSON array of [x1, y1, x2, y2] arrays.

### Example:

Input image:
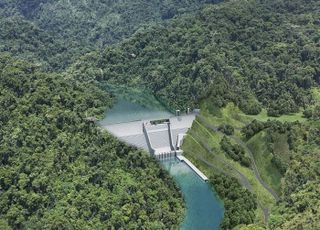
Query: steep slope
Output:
[[0, 53, 185, 229], [0, 0, 319, 229], [182, 101, 319, 229], [269, 122, 320, 229], [0, 0, 219, 70], [70, 0, 319, 114]]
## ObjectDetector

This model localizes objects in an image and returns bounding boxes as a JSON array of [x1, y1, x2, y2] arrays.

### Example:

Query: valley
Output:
[[0, 0, 319, 229]]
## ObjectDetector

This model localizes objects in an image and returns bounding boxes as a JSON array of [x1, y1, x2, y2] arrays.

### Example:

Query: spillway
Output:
[[99, 97, 224, 229]]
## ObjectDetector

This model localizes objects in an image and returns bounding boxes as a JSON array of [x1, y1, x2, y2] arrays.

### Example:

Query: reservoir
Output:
[[100, 91, 224, 229]]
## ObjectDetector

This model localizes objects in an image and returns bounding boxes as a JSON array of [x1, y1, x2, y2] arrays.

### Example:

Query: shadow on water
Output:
[[99, 84, 173, 125], [99, 99, 172, 125]]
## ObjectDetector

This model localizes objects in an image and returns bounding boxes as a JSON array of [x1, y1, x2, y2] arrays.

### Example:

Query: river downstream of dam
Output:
[[99, 92, 224, 229]]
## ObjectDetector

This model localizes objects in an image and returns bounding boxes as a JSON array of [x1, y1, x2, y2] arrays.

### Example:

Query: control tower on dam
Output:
[[101, 113, 208, 181]]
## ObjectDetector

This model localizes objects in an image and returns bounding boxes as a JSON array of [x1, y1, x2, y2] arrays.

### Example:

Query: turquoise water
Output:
[[99, 99, 172, 125], [101, 91, 224, 229], [162, 159, 224, 230]]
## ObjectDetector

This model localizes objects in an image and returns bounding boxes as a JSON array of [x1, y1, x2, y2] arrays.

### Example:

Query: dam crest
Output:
[[101, 113, 208, 181]]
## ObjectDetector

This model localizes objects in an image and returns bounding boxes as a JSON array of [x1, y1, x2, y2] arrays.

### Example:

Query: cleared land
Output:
[[182, 101, 306, 225]]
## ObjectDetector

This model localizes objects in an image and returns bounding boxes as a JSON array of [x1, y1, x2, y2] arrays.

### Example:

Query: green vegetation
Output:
[[247, 132, 283, 194], [303, 90, 320, 119], [0, 54, 185, 229], [269, 122, 320, 229], [183, 135, 274, 229], [210, 174, 257, 229], [0, 0, 214, 70], [182, 118, 276, 228], [201, 103, 252, 129], [0, 0, 319, 228], [247, 109, 306, 123], [184, 99, 319, 228], [311, 87, 320, 103], [218, 124, 234, 136], [70, 0, 319, 114], [220, 136, 251, 167]]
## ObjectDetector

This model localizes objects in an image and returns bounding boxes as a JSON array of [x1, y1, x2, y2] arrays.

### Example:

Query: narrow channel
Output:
[[163, 158, 224, 229], [99, 92, 224, 229]]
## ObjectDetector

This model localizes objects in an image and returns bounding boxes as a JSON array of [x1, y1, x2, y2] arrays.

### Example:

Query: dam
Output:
[[99, 97, 223, 229], [100, 113, 208, 181]]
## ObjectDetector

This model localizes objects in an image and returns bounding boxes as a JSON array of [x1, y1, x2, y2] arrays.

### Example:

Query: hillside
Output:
[[0, 53, 185, 229], [181, 101, 319, 229], [0, 0, 217, 70], [70, 0, 319, 115], [0, 0, 319, 229], [67, 0, 320, 228]]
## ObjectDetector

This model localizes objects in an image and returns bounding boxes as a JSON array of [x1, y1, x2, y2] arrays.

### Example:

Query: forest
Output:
[[210, 173, 257, 229], [69, 0, 319, 115], [0, 0, 218, 70], [0, 0, 319, 229], [0, 53, 185, 228]]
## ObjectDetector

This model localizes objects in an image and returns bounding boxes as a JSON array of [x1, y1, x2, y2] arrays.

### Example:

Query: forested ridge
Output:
[[0, 0, 319, 229], [210, 173, 257, 229], [0, 0, 218, 70], [71, 0, 319, 115]]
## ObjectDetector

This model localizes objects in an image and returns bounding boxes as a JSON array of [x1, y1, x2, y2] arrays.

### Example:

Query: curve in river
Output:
[[163, 159, 224, 229]]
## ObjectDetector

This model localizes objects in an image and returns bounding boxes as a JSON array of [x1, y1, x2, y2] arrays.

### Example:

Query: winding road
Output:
[[228, 135, 280, 201], [192, 115, 281, 223], [197, 116, 279, 200]]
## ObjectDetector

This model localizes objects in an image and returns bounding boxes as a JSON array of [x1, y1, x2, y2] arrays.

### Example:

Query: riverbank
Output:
[[162, 159, 223, 230], [99, 92, 225, 229]]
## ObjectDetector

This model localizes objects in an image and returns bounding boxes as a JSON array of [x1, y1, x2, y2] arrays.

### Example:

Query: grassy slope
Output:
[[182, 120, 274, 226], [247, 109, 306, 123], [272, 133, 291, 163], [181, 101, 308, 226], [247, 132, 283, 195], [201, 101, 306, 127]]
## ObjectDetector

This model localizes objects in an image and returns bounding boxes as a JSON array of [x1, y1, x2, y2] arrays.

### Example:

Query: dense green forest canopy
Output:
[[0, 0, 319, 229], [0, 0, 219, 70], [277, 122, 319, 228], [210, 173, 257, 229], [71, 0, 319, 115], [0, 53, 185, 229]]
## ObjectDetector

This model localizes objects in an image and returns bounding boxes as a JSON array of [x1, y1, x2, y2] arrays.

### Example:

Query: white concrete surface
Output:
[[177, 155, 208, 181]]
